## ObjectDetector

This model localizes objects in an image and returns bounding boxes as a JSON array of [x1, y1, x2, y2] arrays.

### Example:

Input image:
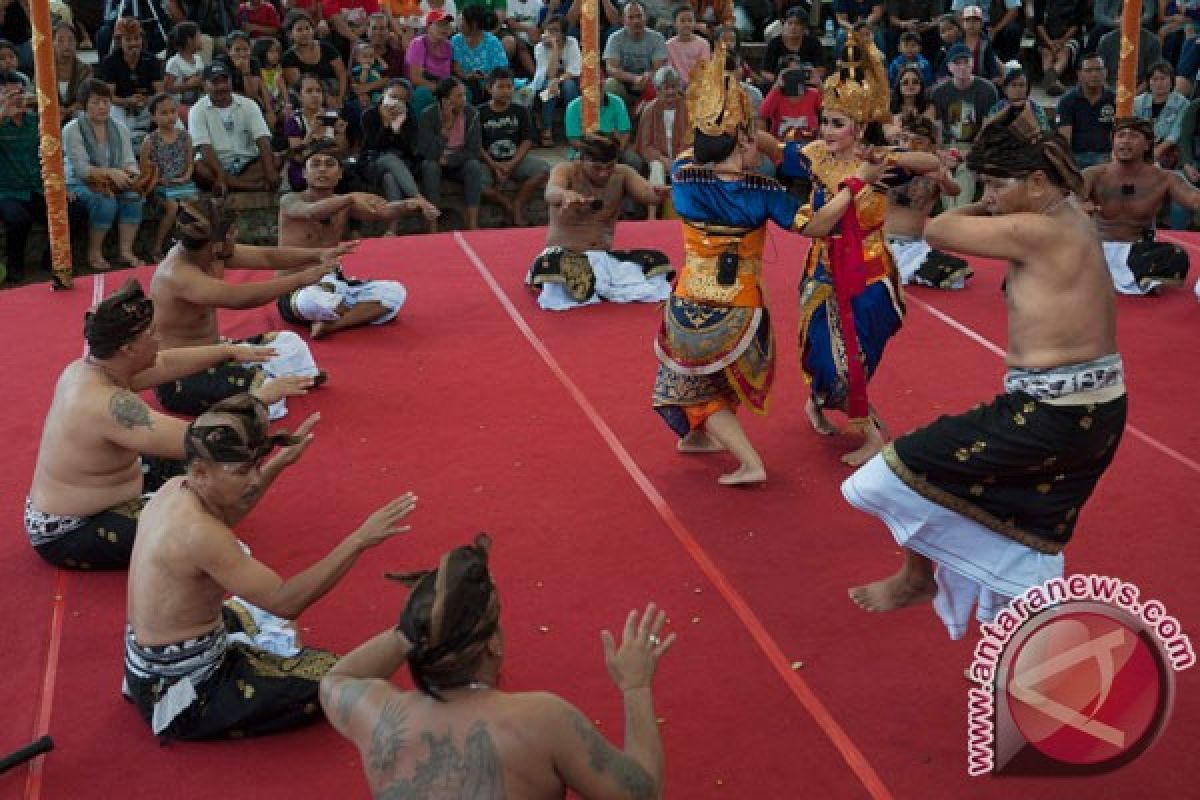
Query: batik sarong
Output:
[[842, 354, 1126, 638], [277, 270, 407, 326], [123, 602, 336, 742], [887, 234, 973, 290], [652, 297, 773, 436], [526, 247, 675, 311], [153, 331, 318, 420], [24, 456, 184, 570], [1102, 238, 1190, 295]]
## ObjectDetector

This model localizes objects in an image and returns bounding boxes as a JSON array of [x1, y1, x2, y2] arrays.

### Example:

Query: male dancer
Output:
[[843, 106, 1126, 639]]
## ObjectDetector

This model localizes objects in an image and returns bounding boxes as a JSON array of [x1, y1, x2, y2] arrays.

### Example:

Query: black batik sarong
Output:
[[154, 335, 270, 416], [1127, 240, 1190, 291], [886, 390, 1127, 554], [124, 605, 336, 742], [26, 456, 184, 570]]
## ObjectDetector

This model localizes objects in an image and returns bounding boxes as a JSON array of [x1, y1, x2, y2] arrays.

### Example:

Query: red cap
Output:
[[425, 9, 452, 26]]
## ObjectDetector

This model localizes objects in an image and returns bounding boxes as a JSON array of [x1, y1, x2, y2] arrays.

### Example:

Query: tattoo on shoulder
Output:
[[375, 722, 506, 800], [110, 390, 154, 431], [571, 711, 654, 800], [367, 697, 410, 775]]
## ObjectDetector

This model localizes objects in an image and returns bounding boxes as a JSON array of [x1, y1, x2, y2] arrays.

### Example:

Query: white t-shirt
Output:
[[165, 52, 206, 104], [663, 107, 676, 158], [188, 94, 272, 169]]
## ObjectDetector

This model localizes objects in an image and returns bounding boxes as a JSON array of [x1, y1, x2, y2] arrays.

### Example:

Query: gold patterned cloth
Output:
[[123, 600, 335, 741], [886, 358, 1127, 554]]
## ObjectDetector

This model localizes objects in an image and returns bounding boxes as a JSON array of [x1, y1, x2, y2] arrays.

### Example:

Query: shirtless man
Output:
[[885, 115, 973, 290], [1080, 117, 1198, 295], [320, 535, 675, 799], [277, 149, 438, 338], [26, 280, 273, 570], [151, 196, 353, 418], [526, 133, 674, 311], [843, 106, 1127, 640], [124, 393, 418, 741]]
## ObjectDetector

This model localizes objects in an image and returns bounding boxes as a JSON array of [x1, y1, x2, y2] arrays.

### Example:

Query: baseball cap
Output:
[[946, 42, 972, 63], [425, 9, 453, 26], [203, 61, 232, 80], [962, 5, 984, 18]]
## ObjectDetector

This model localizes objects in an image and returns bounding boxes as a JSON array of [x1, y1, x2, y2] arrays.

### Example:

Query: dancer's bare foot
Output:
[[677, 431, 725, 453], [849, 569, 935, 612], [253, 375, 315, 405], [717, 464, 767, 486], [841, 421, 885, 466], [806, 397, 839, 436]]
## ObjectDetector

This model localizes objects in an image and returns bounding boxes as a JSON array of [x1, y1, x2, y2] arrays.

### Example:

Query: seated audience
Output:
[[282, 11, 349, 109], [141, 93, 199, 262], [1097, 25, 1162, 94], [1057, 53, 1117, 169], [762, 7, 825, 88], [453, 4, 509, 103], [52, 22, 92, 122], [888, 64, 937, 143], [418, 77, 484, 232], [1034, 0, 1086, 97], [666, 5, 711, 88], [479, 67, 551, 226], [164, 22, 206, 112], [958, 5, 1001, 85], [532, 15, 581, 145], [63, 79, 147, 270], [759, 57, 820, 142], [408, 10, 456, 116], [99, 17, 164, 138], [0, 74, 49, 283], [636, 66, 690, 219], [362, 78, 432, 234], [239, 0, 283, 38], [603, 1, 668, 114], [189, 62, 280, 194], [888, 31, 933, 89], [285, 73, 350, 191], [989, 64, 1051, 131]]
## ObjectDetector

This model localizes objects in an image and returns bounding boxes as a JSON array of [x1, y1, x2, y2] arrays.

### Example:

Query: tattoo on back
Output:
[[368, 698, 410, 775], [571, 712, 654, 800], [110, 390, 154, 430], [374, 722, 506, 800]]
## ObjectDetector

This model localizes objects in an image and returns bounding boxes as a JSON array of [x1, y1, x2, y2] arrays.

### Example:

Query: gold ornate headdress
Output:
[[686, 41, 754, 138], [822, 28, 891, 126]]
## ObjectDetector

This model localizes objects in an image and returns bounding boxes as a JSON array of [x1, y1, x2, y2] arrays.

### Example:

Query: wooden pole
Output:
[[1115, 0, 1142, 116], [580, 0, 600, 132], [29, 0, 73, 289]]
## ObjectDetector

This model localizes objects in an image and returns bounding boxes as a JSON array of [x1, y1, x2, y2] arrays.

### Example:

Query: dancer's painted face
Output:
[[820, 111, 856, 153]]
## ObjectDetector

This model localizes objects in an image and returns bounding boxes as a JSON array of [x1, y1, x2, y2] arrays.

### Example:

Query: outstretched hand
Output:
[[322, 240, 359, 265], [601, 603, 675, 692], [269, 412, 320, 469], [228, 344, 278, 363], [353, 492, 419, 549]]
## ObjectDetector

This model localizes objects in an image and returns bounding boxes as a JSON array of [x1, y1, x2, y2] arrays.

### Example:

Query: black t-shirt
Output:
[[478, 102, 533, 162], [1057, 87, 1116, 155], [98, 52, 164, 98], [283, 42, 343, 90], [1033, 0, 1086, 41], [361, 105, 418, 160], [763, 34, 826, 76]]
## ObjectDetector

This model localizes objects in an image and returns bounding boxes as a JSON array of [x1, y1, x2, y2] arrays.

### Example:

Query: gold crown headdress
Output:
[[822, 28, 891, 126], [686, 41, 754, 138]]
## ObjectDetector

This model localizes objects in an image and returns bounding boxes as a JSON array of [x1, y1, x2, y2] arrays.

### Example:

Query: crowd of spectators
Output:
[[4, 0, 1200, 284]]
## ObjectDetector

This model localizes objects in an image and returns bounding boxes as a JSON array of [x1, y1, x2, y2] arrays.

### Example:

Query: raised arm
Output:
[[225, 240, 358, 271], [193, 489, 417, 620], [551, 604, 674, 800], [279, 190, 356, 222], [1166, 169, 1200, 211], [165, 261, 332, 309], [620, 164, 669, 206], [925, 201, 1044, 261]]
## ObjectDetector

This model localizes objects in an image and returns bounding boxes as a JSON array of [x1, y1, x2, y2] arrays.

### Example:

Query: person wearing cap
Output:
[[958, 5, 1002, 86], [408, 9, 457, 117], [188, 60, 280, 194], [320, 535, 675, 799], [124, 393, 418, 741], [1080, 117, 1199, 295], [848, 105, 1126, 641], [278, 146, 437, 336], [1055, 52, 1116, 169], [930, 41, 997, 207], [950, 0, 1024, 63], [762, 6, 825, 89], [97, 17, 164, 137], [25, 280, 278, 570]]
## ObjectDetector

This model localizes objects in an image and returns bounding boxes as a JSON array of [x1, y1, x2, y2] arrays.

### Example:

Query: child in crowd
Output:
[[140, 94, 198, 262], [165, 22, 205, 115], [0, 39, 33, 92], [666, 5, 710, 89], [253, 36, 287, 123], [888, 31, 933, 88], [351, 40, 388, 107]]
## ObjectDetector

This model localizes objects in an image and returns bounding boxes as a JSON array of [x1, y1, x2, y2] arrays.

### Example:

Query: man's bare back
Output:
[[127, 477, 230, 645], [1083, 161, 1172, 242], [545, 162, 630, 251], [31, 364, 151, 516]]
